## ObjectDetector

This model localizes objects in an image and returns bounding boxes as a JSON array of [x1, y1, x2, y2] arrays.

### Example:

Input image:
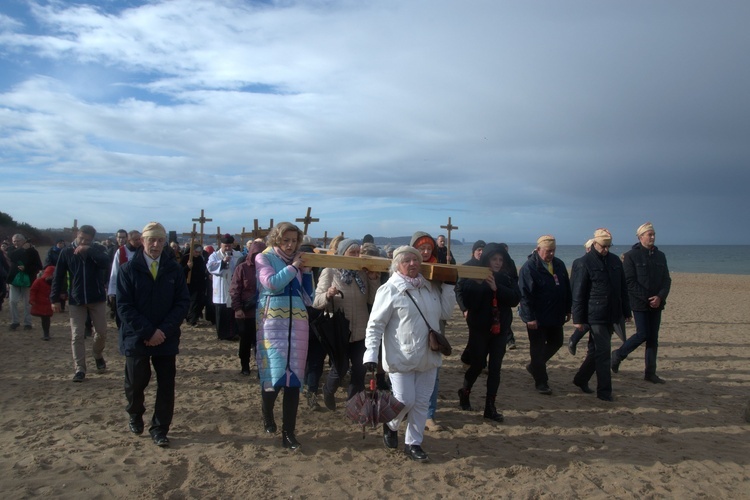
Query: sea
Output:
[[445, 244, 750, 276]]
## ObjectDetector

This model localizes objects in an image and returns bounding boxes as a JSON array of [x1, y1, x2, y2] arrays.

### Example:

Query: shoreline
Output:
[[1, 272, 748, 498]]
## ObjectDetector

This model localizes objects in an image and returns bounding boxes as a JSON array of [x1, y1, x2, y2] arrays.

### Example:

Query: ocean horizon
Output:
[[443, 244, 750, 276]]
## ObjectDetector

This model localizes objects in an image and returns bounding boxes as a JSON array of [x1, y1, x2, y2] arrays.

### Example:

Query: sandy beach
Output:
[[1, 272, 748, 499]]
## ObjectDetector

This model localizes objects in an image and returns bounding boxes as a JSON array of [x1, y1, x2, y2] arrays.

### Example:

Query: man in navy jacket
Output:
[[117, 222, 189, 447]]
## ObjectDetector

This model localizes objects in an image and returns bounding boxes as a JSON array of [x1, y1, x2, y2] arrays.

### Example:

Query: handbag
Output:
[[11, 267, 31, 288], [405, 290, 452, 356]]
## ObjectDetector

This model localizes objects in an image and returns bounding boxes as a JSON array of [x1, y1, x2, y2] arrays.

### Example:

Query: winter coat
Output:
[[312, 267, 379, 342], [571, 249, 631, 325], [455, 256, 481, 313], [30, 266, 55, 317], [229, 241, 265, 316], [255, 247, 314, 390], [50, 243, 110, 305], [518, 251, 572, 327], [180, 253, 208, 294], [8, 246, 43, 288], [364, 272, 456, 374], [623, 243, 671, 311], [116, 249, 190, 357]]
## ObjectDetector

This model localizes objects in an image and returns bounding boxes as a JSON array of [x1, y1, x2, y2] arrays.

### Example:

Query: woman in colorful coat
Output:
[[255, 222, 314, 450]]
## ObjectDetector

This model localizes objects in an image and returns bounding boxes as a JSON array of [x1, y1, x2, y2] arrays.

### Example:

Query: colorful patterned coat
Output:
[[255, 247, 314, 390]]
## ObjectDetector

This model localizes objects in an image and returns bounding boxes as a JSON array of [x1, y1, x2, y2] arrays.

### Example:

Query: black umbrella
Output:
[[310, 292, 350, 380]]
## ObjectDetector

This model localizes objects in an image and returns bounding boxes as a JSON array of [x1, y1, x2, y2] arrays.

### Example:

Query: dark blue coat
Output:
[[50, 244, 110, 305], [117, 249, 189, 357], [623, 243, 671, 311], [518, 251, 572, 327], [571, 249, 631, 325]]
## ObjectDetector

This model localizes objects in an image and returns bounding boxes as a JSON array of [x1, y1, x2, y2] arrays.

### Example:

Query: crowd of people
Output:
[[1, 221, 675, 460]]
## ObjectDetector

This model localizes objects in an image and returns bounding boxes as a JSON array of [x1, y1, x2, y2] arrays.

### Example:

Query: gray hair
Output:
[[390, 245, 422, 274]]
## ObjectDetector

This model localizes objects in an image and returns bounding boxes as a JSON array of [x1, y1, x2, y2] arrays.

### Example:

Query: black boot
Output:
[[261, 390, 277, 433], [457, 387, 473, 411], [483, 395, 504, 423], [282, 430, 301, 449]]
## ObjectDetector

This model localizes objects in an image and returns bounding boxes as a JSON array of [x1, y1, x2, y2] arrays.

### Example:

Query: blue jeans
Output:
[[427, 368, 439, 419], [615, 310, 662, 376]]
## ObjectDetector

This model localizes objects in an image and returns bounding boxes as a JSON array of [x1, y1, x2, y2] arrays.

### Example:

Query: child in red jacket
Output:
[[30, 265, 55, 340]]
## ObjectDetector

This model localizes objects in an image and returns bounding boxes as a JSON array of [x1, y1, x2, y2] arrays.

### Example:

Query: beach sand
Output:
[[1, 272, 748, 499]]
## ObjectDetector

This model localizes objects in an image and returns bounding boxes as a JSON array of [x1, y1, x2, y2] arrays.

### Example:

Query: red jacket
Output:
[[30, 266, 55, 317]]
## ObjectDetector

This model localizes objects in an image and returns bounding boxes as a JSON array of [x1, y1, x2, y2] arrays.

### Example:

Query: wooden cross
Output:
[[181, 224, 198, 244], [215, 227, 222, 247], [237, 226, 254, 246], [64, 219, 79, 239], [440, 217, 458, 263], [250, 219, 271, 240], [191, 209, 212, 246], [184, 223, 198, 284], [321, 231, 329, 248], [295, 207, 320, 235]]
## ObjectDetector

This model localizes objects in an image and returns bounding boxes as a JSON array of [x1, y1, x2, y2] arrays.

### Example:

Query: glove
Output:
[[364, 362, 377, 373]]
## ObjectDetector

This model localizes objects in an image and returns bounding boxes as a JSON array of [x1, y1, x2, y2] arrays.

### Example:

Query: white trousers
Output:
[[387, 367, 437, 447]]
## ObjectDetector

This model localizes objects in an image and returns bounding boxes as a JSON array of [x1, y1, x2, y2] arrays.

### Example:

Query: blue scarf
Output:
[[338, 269, 366, 294]]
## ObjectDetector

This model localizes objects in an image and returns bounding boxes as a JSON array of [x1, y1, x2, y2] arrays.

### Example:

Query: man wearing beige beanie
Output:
[[571, 228, 631, 402]]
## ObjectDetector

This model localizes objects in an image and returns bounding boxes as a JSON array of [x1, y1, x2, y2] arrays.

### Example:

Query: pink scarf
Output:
[[397, 272, 424, 289]]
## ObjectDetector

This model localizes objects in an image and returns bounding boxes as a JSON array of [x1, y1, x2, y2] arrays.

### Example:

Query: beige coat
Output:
[[313, 268, 379, 342]]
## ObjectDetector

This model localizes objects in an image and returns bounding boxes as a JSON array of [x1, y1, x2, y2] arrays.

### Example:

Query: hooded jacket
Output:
[[30, 266, 55, 316]]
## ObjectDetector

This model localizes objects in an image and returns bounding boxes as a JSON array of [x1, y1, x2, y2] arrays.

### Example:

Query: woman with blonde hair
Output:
[[256, 222, 314, 449]]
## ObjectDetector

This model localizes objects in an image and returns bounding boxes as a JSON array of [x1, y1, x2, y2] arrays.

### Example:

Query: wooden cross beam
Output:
[[181, 224, 198, 245], [215, 226, 223, 247], [64, 219, 79, 239], [237, 226, 254, 246], [295, 207, 320, 235], [191, 209, 212, 246], [250, 219, 271, 240], [440, 217, 458, 264], [300, 253, 489, 281]]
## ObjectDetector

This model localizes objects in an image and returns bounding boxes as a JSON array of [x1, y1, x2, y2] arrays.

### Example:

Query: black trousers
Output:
[[186, 289, 204, 324], [262, 387, 300, 432], [236, 315, 257, 369], [574, 324, 613, 399], [124, 355, 176, 436], [215, 304, 236, 339], [324, 339, 367, 400], [526, 325, 564, 385], [463, 328, 507, 397]]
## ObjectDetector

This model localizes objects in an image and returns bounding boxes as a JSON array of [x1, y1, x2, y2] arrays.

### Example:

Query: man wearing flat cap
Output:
[[611, 222, 671, 384], [117, 222, 189, 447], [207, 234, 243, 340], [519, 235, 572, 395], [571, 228, 631, 402]]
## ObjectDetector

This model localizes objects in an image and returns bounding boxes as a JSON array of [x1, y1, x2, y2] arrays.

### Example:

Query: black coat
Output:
[[117, 249, 190, 357], [518, 251, 572, 327], [50, 244, 110, 305], [8, 246, 43, 286], [454, 256, 481, 313], [180, 253, 207, 293], [571, 248, 631, 325], [462, 270, 520, 336], [623, 243, 671, 311]]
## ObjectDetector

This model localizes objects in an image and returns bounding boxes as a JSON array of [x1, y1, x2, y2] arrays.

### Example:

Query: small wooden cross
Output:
[[440, 217, 458, 263], [321, 231, 329, 248], [64, 219, 79, 239], [191, 209, 213, 246], [237, 226, 254, 247], [250, 219, 271, 240], [295, 207, 320, 235], [215, 227, 223, 247]]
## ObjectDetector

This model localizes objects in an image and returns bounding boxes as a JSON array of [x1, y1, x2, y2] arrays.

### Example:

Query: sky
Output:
[[1, 0, 749, 245]]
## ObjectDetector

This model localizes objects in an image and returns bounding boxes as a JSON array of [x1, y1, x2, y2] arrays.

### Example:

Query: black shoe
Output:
[[95, 357, 106, 372], [457, 388, 473, 411], [282, 430, 300, 450], [84, 328, 92, 338], [152, 434, 170, 447], [645, 374, 666, 384], [323, 388, 336, 411], [483, 403, 504, 423], [129, 416, 144, 435], [264, 418, 277, 433], [23, 324, 32, 330], [240, 368, 251, 376], [573, 379, 594, 394], [383, 423, 398, 449], [536, 383, 553, 395], [72, 372, 85, 383], [597, 394, 614, 402], [9, 323, 19, 331], [404, 444, 429, 462], [507, 339, 516, 350], [42, 334, 50, 341], [567, 339, 576, 356], [611, 350, 621, 373]]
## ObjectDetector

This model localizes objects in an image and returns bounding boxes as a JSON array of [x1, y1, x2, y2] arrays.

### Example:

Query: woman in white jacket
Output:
[[363, 246, 456, 463]]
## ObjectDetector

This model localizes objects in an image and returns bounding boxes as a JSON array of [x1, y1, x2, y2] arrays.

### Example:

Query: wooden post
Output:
[[440, 217, 458, 264], [321, 231, 329, 248], [64, 219, 79, 240], [295, 207, 320, 235], [192, 209, 212, 246], [215, 227, 222, 247], [237, 226, 253, 247], [185, 223, 197, 284], [250, 219, 272, 241]]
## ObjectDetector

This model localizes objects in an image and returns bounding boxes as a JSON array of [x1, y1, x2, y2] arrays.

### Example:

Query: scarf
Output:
[[338, 269, 366, 294], [273, 246, 295, 265], [396, 271, 425, 290]]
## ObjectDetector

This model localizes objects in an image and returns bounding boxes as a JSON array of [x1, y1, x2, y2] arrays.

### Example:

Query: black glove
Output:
[[364, 362, 377, 373]]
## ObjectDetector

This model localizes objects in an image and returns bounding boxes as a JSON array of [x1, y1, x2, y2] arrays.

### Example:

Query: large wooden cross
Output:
[[321, 231, 329, 248], [181, 224, 198, 246], [64, 219, 79, 239], [440, 217, 458, 263], [250, 219, 272, 240], [192, 209, 212, 246], [295, 207, 319, 235], [237, 226, 254, 246], [215, 227, 223, 247], [183, 223, 198, 284]]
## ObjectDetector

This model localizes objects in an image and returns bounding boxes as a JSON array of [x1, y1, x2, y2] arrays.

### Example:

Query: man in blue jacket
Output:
[[51, 225, 110, 382], [117, 222, 189, 447], [519, 235, 572, 395]]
